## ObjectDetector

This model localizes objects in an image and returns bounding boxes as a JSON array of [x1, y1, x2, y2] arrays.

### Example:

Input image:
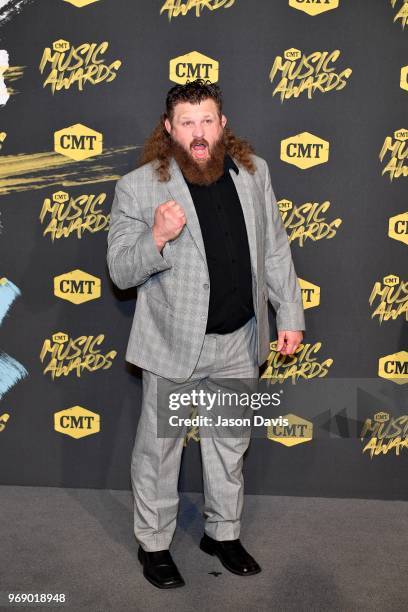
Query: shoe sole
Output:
[[199, 539, 262, 576], [138, 549, 185, 589]]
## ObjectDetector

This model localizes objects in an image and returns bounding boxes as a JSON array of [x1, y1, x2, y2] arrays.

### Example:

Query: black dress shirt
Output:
[[184, 155, 254, 334]]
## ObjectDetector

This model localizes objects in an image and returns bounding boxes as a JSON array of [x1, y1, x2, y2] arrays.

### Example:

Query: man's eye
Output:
[[183, 121, 192, 126], [205, 119, 213, 123]]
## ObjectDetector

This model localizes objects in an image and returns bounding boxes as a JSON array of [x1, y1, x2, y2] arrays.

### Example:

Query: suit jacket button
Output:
[[203, 283, 209, 289]]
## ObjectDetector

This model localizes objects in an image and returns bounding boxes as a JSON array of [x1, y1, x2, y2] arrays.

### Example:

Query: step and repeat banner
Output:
[[0, 0, 407, 499]]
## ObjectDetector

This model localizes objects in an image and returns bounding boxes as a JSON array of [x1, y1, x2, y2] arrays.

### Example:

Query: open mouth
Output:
[[191, 142, 208, 159]]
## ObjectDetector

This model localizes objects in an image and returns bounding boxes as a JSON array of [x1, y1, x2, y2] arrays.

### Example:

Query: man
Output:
[[107, 79, 305, 589]]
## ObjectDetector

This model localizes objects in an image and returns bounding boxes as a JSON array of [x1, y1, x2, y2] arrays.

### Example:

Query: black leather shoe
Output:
[[137, 545, 185, 589], [199, 533, 262, 576]]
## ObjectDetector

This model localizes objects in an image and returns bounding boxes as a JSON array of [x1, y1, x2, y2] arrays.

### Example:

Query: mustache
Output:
[[190, 138, 209, 148], [169, 134, 227, 186]]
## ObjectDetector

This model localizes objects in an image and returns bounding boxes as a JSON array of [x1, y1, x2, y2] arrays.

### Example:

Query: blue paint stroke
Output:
[[0, 277, 21, 326], [0, 350, 28, 399]]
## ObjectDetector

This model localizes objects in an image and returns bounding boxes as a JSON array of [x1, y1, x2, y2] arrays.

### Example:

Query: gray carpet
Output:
[[1, 486, 408, 611]]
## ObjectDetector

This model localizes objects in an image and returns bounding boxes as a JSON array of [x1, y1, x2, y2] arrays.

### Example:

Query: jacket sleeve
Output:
[[106, 175, 172, 290], [262, 159, 306, 332]]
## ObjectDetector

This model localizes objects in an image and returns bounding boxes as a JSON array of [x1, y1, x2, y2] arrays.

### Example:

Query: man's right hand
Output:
[[152, 200, 187, 252]]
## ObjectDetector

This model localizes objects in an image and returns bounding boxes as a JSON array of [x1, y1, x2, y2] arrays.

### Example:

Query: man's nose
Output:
[[192, 122, 204, 138]]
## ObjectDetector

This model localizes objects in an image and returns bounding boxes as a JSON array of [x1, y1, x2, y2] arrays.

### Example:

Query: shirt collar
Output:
[[224, 154, 239, 175]]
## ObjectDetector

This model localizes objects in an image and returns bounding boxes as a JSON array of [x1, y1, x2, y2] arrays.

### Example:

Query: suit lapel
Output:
[[229, 159, 258, 279], [165, 157, 207, 263]]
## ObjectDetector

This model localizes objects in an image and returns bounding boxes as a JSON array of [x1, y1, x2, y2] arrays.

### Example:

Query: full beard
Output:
[[170, 134, 227, 186]]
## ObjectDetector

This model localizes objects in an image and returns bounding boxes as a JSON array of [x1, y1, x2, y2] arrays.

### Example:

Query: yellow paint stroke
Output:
[[3, 65, 26, 96], [0, 145, 140, 195]]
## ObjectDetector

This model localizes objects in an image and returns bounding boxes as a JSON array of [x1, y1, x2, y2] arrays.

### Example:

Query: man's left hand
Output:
[[276, 330, 303, 355]]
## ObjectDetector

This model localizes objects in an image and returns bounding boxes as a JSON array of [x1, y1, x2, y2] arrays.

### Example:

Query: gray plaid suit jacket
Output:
[[107, 154, 305, 381]]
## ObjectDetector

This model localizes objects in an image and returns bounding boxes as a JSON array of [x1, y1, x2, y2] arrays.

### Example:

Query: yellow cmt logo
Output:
[[169, 52, 219, 84], [394, 128, 408, 141], [277, 199, 293, 213], [54, 406, 100, 439], [289, 0, 339, 16], [280, 131, 329, 169], [389, 211, 408, 246], [63, 0, 100, 6], [298, 278, 320, 309], [267, 413, 313, 446], [52, 332, 69, 344], [54, 269, 101, 304], [374, 412, 389, 423], [378, 351, 408, 385], [54, 123, 103, 161], [401, 66, 408, 92], [383, 274, 399, 287], [284, 48, 302, 61], [53, 39, 70, 53], [52, 190, 69, 203]]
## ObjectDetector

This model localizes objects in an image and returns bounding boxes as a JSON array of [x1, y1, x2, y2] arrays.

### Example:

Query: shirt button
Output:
[[224, 231, 229, 237], [203, 283, 209, 289]]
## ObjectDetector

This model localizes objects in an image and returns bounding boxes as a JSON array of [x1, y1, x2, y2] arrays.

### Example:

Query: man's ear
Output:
[[164, 117, 171, 134], [221, 114, 227, 128]]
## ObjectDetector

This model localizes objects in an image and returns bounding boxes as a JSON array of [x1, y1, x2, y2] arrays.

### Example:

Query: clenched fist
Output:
[[152, 200, 187, 252]]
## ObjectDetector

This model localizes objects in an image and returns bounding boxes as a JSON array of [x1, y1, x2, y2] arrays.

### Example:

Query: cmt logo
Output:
[[378, 351, 408, 385], [267, 413, 313, 446], [53, 190, 69, 203], [389, 211, 408, 246], [52, 39, 70, 53], [169, 52, 219, 84], [280, 132, 329, 169], [54, 405, 100, 439], [53, 332, 69, 344], [401, 65, 408, 92], [63, 0, 100, 6], [298, 278, 320, 309], [278, 199, 293, 213], [289, 0, 339, 16], [383, 274, 399, 288], [284, 48, 302, 61], [54, 269, 101, 304], [54, 123, 102, 161], [395, 128, 408, 141], [373, 411, 389, 424]]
